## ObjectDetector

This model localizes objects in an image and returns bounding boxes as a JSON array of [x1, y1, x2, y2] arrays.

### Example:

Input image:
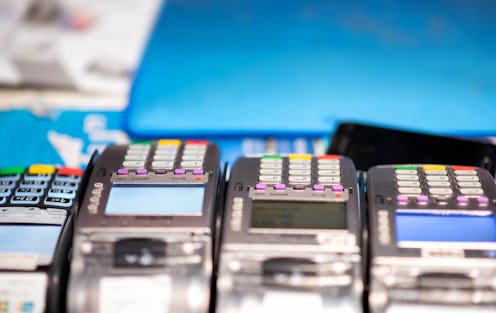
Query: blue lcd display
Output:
[[0, 225, 61, 258], [395, 212, 496, 244], [105, 186, 204, 215]]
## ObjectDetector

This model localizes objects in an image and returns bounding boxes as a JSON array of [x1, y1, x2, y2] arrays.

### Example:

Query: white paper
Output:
[[0, 273, 47, 313]]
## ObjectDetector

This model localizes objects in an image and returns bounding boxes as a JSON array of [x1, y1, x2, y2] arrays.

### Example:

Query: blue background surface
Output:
[[126, 0, 496, 137]]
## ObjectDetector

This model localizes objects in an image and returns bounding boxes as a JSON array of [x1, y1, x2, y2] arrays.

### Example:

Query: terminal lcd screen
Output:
[[250, 201, 347, 229], [0, 224, 61, 263], [105, 186, 204, 215], [395, 212, 496, 246]]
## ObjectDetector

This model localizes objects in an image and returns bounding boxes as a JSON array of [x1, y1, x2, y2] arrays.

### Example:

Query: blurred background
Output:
[[0, 0, 495, 167]]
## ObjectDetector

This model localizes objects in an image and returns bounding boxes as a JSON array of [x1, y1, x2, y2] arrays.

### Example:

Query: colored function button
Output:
[[313, 184, 325, 191], [274, 184, 287, 191], [456, 196, 469, 204], [293, 185, 306, 190], [0, 166, 25, 176], [174, 169, 186, 175], [117, 168, 129, 175], [289, 154, 312, 160], [317, 154, 340, 160], [185, 140, 208, 146], [396, 195, 409, 203], [261, 154, 283, 160], [136, 169, 148, 175], [157, 139, 181, 146], [58, 167, 83, 176], [477, 196, 489, 204], [422, 165, 446, 171], [452, 165, 475, 171], [416, 195, 429, 203], [331, 185, 344, 192], [255, 183, 267, 191], [28, 164, 55, 175], [193, 169, 204, 175], [394, 166, 418, 171]]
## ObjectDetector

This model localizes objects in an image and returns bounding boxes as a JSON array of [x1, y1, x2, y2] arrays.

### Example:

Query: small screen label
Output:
[[250, 201, 347, 229], [396, 212, 496, 246], [105, 186, 204, 215]]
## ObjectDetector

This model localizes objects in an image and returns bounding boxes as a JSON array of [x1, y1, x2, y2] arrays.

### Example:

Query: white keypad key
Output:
[[396, 175, 419, 181], [289, 169, 312, 176], [317, 159, 339, 164], [260, 158, 283, 165], [318, 170, 340, 176], [289, 159, 311, 165], [122, 161, 145, 168], [289, 164, 312, 170], [425, 176, 449, 182], [260, 163, 283, 169], [317, 164, 340, 170], [427, 181, 451, 187], [395, 170, 417, 175], [397, 181, 421, 187], [454, 170, 477, 176], [288, 176, 311, 184], [424, 170, 447, 175], [457, 181, 482, 188], [259, 176, 282, 183], [182, 149, 206, 155], [153, 154, 176, 161], [180, 161, 204, 169], [182, 155, 205, 161], [154, 149, 178, 155], [459, 188, 484, 195], [151, 161, 175, 169], [398, 187, 422, 195], [455, 176, 479, 182], [124, 154, 148, 161], [259, 169, 282, 175], [428, 188, 453, 195], [318, 176, 340, 184]]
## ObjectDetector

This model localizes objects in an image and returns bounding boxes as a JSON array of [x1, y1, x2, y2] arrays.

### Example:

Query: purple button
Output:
[[313, 184, 325, 191], [331, 185, 344, 192], [174, 169, 186, 175], [136, 168, 148, 175], [274, 184, 286, 191], [396, 195, 408, 203], [416, 195, 429, 203], [456, 196, 469, 204], [193, 169, 204, 175], [477, 196, 489, 204], [255, 183, 267, 191], [293, 184, 306, 190], [117, 168, 129, 175]]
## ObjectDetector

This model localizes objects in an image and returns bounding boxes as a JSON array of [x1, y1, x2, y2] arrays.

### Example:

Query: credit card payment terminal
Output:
[[0, 164, 86, 313], [68, 140, 220, 313], [216, 154, 363, 313], [367, 165, 496, 313]]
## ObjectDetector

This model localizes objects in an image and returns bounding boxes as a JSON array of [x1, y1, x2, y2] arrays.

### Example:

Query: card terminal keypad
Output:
[[0, 165, 83, 208], [394, 165, 489, 206], [256, 154, 344, 192]]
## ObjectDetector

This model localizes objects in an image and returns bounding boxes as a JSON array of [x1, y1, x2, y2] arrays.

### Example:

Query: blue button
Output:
[[48, 189, 76, 199], [0, 188, 11, 197], [15, 188, 44, 197], [11, 196, 39, 205], [54, 174, 81, 183], [20, 180, 47, 188], [24, 174, 52, 181], [0, 174, 20, 181], [0, 180, 16, 188], [52, 181, 78, 190], [44, 197, 72, 207]]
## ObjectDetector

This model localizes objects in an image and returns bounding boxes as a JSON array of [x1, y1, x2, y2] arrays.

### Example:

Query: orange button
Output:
[[185, 140, 208, 146], [452, 165, 475, 171], [318, 154, 340, 160], [58, 167, 83, 176]]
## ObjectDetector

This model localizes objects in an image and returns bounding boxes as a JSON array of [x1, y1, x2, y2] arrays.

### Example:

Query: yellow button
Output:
[[289, 154, 312, 160], [28, 164, 55, 174], [423, 165, 446, 171], [157, 139, 181, 146]]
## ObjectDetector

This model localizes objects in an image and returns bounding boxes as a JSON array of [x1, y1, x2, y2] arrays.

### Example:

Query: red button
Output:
[[318, 154, 340, 160], [185, 140, 208, 146], [58, 167, 83, 176], [452, 165, 475, 171]]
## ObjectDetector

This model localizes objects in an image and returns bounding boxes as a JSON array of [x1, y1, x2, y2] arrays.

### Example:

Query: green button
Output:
[[262, 154, 282, 159], [394, 165, 418, 171], [0, 166, 25, 175], [132, 140, 152, 145]]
